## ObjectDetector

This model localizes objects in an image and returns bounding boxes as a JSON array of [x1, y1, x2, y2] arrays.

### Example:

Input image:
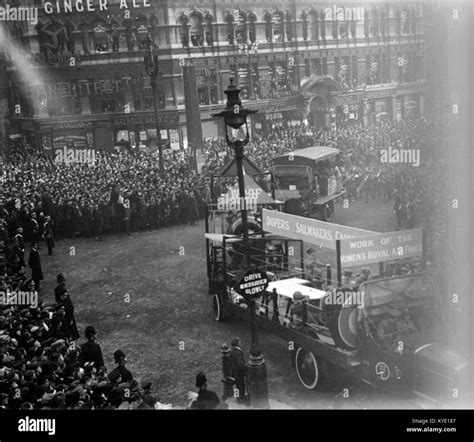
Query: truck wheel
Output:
[[327, 292, 359, 350], [212, 294, 223, 322], [321, 202, 334, 221], [295, 348, 324, 390]]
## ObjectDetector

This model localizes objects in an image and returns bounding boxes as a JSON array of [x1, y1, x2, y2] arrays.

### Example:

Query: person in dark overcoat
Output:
[[43, 215, 55, 255], [229, 337, 249, 405], [28, 243, 43, 290]]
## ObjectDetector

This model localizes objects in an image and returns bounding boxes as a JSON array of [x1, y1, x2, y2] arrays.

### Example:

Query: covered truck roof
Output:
[[273, 146, 341, 165]]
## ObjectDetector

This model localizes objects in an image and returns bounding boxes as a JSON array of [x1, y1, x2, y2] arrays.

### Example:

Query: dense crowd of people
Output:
[[1, 150, 210, 242], [0, 111, 449, 409]]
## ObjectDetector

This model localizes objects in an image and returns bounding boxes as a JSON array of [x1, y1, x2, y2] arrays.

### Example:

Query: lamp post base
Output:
[[247, 348, 269, 409]]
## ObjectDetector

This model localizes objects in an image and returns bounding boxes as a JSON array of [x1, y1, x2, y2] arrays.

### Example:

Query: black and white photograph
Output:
[[0, 0, 472, 440]]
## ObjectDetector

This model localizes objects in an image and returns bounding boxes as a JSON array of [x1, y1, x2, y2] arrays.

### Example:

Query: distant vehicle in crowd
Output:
[[272, 146, 345, 221]]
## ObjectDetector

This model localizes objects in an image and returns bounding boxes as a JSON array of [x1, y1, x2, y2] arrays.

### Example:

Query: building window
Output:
[[364, 8, 369, 37], [285, 11, 293, 42], [308, 9, 319, 41], [322, 57, 327, 75], [135, 15, 151, 50], [397, 53, 404, 83], [301, 11, 308, 41], [304, 59, 310, 77], [382, 53, 390, 83], [91, 21, 109, 52], [312, 58, 321, 76], [272, 10, 284, 42], [350, 16, 356, 39], [178, 13, 189, 47], [351, 55, 358, 87], [320, 9, 326, 41], [401, 7, 409, 35], [394, 8, 401, 35], [204, 12, 214, 46], [379, 8, 386, 36], [248, 12, 257, 43], [225, 12, 234, 45], [370, 7, 379, 37], [189, 10, 204, 47], [234, 9, 247, 44], [264, 11, 272, 43], [410, 7, 417, 34], [337, 9, 348, 38]]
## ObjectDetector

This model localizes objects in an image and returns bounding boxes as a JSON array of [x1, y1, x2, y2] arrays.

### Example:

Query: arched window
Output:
[[272, 10, 284, 42], [370, 7, 379, 37], [308, 9, 319, 41], [204, 12, 214, 46], [234, 9, 247, 44], [263, 11, 272, 43], [189, 10, 204, 47], [178, 13, 189, 47], [248, 12, 257, 43], [285, 11, 293, 42], [301, 11, 308, 41], [224, 12, 234, 45]]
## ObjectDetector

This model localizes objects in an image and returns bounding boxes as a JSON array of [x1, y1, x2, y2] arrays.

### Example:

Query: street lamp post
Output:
[[144, 38, 164, 172], [212, 80, 269, 408]]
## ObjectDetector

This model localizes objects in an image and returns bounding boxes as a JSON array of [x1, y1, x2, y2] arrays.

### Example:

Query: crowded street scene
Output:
[[0, 0, 472, 440]]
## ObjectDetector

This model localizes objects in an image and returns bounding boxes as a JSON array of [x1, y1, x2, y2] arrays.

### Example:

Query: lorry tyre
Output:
[[295, 348, 325, 390], [212, 294, 224, 322], [327, 292, 359, 350], [321, 201, 334, 221]]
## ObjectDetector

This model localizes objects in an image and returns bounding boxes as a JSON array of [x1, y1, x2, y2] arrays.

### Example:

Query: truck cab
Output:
[[272, 146, 345, 221]]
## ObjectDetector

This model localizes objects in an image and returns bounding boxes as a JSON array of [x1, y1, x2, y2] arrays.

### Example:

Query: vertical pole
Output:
[[421, 228, 426, 270], [336, 239, 342, 287], [326, 263, 332, 287], [271, 289, 279, 322], [235, 138, 268, 408], [152, 78, 164, 172]]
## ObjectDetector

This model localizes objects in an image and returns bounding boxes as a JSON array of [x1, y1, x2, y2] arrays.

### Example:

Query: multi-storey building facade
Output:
[[0, 0, 426, 153]]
